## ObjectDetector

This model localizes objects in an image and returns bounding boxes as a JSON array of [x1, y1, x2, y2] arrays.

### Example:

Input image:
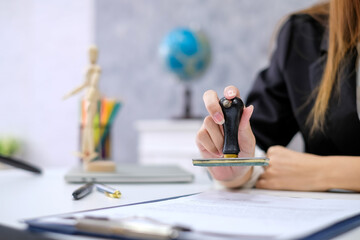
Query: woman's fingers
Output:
[[203, 90, 224, 125], [239, 105, 254, 131], [202, 86, 255, 158], [208, 165, 252, 182], [196, 123, 222, 157], [204, 86, 241, 125], [197, 86, 256, 187], [203, 116, 224, 155], [224, 85, 240, 99], [237, 105, 256, 157]]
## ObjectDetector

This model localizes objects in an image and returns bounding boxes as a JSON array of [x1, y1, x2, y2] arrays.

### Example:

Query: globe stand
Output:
[[173, 84, 202, 120]]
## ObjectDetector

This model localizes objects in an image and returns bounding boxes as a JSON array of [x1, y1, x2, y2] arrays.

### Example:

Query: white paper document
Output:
[[45, 190, 360, 239]]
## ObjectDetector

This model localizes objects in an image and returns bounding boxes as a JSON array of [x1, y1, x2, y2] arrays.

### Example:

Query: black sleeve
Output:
[[246, 17, 299, 151]]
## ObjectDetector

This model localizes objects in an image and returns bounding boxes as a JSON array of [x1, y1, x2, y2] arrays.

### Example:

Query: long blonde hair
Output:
[[301, 0, 360, 134]]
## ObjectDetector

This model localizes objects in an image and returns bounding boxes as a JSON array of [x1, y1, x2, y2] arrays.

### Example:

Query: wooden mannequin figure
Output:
[[64, 45, 115, 172]]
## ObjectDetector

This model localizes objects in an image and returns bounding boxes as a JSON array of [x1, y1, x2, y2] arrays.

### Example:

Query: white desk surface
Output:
[[1, 168, 360, 240]]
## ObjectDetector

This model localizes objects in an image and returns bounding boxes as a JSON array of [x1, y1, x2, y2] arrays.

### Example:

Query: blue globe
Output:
[[159, 28, 211, 81]]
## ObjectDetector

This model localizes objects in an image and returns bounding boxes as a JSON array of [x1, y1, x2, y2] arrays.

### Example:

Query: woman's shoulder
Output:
[[281, 13, 326, 38], [288, 13, 325, 25], [275, 13, 326, 70]]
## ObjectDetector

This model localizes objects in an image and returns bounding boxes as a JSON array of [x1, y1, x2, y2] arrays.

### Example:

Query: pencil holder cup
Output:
[[78, 98, 121, 162], [79, 124, 112, 160]]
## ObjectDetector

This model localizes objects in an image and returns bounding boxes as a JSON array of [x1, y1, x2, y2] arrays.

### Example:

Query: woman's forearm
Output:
[[255, 146, 360, 192], [324, 156, 360, 191]]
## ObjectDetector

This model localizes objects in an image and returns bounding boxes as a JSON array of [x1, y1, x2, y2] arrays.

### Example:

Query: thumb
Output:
[[238, 105, 256, 157]]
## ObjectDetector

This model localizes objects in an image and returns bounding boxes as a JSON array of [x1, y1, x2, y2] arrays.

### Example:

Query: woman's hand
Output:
[[256, 146, 328, 191], [196, 86, 256, 188]]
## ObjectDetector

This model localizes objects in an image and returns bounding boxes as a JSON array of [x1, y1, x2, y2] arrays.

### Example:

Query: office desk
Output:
[[0, 168, 360, 240]]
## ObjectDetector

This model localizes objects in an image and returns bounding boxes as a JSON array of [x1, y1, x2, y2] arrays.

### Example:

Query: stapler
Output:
[[192, 97, 269, 167]]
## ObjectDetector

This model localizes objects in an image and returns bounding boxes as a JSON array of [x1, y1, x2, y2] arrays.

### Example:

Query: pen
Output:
[[76, 218, 178, 240], [95, 183, 121, 199], [72, 183, 94, 200], [0, 154, 42, 174]]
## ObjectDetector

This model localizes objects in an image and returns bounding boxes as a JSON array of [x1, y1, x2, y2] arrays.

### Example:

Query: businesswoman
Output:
[[196, 0, 360, 191]]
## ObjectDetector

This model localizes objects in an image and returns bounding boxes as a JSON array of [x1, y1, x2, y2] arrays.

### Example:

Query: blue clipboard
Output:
[[25, 194, 360, 240]]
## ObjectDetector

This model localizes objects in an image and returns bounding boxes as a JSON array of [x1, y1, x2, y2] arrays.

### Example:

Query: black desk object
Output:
[[0, 154, 41, 174]]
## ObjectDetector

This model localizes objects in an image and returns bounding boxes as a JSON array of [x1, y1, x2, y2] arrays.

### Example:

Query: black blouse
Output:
[[246, 14, 360, 156]]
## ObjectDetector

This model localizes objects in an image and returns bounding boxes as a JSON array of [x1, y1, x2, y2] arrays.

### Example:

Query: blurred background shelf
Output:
[[135, 119, 203, 174]]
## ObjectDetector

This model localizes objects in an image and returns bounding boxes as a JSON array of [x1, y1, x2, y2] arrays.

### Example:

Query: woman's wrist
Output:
[[319, 156, 335, 190], [314, 155, 359, 191], [304, 154, 332, 191], [321, 156, 360, 191]]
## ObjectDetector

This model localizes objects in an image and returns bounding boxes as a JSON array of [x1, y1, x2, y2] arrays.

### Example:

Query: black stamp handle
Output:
[[219, 97, 244, 156]]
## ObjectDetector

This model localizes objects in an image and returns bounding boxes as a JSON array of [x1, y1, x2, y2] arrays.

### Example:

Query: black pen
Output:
[[72, 183, 94, 200], [0, 154, 42, 174]]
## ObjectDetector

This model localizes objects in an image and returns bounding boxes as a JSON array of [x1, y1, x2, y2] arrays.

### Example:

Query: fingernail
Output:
[[248, 105, 254, 116], [213, 112, 224, 124], [227, 89, 236, 98]]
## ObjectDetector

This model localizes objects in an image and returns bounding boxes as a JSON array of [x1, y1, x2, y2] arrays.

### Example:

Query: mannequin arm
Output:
[[63, 83, 87, 100]]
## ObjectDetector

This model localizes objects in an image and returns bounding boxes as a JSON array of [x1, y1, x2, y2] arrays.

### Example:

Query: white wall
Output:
[[0, 0, 94, 167], [0, 1, 312, 167], [96, 0, 315, 162]]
